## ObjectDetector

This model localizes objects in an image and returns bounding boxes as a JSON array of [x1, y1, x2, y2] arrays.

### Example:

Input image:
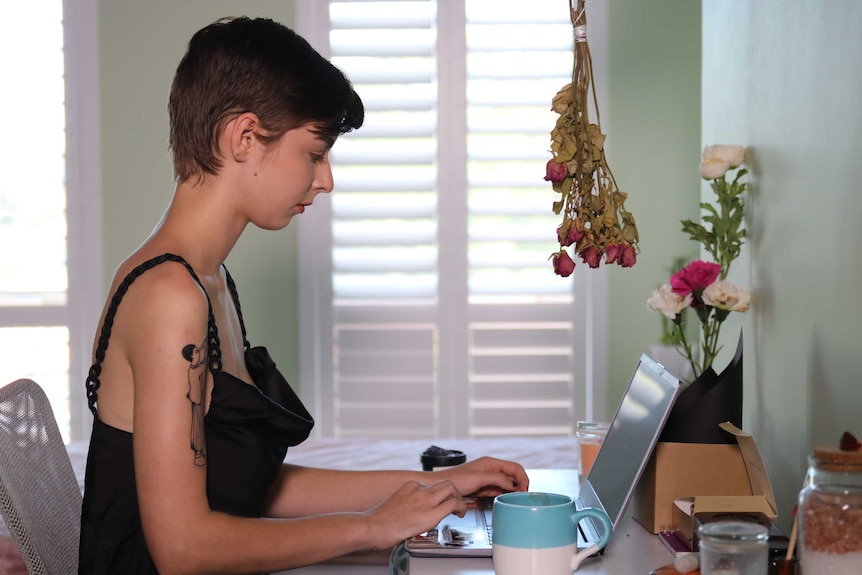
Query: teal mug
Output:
[[492, 492, 612, 575]]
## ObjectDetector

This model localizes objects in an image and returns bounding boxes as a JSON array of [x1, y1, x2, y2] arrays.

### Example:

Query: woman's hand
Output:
[[433, 457, 529, 498], [364, 479, 467, 550]]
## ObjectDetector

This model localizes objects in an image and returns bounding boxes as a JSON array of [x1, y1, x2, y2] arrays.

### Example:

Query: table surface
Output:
[[408, 513, 672, 575], [408, 468, 673, 575]]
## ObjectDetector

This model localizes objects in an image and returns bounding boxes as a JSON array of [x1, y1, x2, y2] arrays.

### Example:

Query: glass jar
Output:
[[698, 521, 769, 575], [798, 446, 862, 574], [575, 421, 609, 477]]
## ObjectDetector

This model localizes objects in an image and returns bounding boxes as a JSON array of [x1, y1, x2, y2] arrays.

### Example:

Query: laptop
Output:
[[405, 353, 684, 557]]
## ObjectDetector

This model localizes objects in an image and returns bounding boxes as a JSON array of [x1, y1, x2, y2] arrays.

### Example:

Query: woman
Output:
[[79, 16, 528, 575]]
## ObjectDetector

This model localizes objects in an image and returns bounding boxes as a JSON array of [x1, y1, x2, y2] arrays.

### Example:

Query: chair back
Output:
[[0, 379, 82, 574]]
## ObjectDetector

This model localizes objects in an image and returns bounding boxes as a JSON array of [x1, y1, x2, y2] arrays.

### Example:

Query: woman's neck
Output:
[[144, 178, 248, 276]]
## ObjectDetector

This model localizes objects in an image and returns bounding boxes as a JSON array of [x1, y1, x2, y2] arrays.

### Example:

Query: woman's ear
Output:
[[229, 113, 260, 161]]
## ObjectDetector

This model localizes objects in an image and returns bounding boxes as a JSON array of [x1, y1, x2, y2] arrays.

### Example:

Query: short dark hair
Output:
[[168, 16, 364, 183]]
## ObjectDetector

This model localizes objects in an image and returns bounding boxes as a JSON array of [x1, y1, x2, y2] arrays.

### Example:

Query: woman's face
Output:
[[244, 123, 334, 230]]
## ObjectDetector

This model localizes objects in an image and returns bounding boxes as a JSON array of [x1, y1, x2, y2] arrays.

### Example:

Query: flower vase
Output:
[[658, 331, 744, 445], [648, 343, 695, 383]]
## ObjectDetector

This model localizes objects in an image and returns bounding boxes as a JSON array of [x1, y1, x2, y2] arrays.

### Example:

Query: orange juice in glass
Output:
[[576, 421, 609, 477]]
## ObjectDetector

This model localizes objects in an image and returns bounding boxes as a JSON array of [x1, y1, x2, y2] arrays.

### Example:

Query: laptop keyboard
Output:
[[441, 497, 589, 547], [438, 497, 493, 547], [404, 489, 599, 556], [480, 498, 493, 541]]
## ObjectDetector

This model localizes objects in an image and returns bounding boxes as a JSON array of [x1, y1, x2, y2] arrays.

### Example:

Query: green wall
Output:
[[605, 1, 702, 408], [603, 0, 862, 531], [702, 0, 862, 531], [99, 0, 301, 387]]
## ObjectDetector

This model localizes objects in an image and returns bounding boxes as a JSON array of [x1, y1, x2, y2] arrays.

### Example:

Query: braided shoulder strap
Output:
[[85, 253, 223, 416], [222, 267, 250, 352]]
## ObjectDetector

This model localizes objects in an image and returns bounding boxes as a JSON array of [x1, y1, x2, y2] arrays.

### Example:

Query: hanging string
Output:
[[574, 24, 587, 43], [570, 0, 587, 42]]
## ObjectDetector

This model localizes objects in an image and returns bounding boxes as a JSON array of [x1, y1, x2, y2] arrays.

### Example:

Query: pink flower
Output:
[[670, 260, 721, 296], [605, 243, 622, 265], [557, 222, 584, 247], [619, 244, 636, 268], [579, 245, 603, 269], [605, 243, 635, 267], [552, 250, 576, 277], [544, 160, 567, 183]]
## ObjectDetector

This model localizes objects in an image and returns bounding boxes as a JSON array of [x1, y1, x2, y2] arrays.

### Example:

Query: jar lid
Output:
[[812, 445, 862, 469], [698, 521, 769, 543]]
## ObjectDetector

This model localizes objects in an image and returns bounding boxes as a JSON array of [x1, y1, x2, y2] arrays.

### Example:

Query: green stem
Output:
[[674, 320, 700, 381], [699, 313, 725, 374]]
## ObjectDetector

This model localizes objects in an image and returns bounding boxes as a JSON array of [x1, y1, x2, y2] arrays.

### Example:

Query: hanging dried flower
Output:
[[547, 0, 640, 275]]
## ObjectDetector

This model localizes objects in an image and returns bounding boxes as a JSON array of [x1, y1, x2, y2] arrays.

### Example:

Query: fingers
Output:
[[511, 466, 530, 491], [367, 479, 468, 549], [488, 458, 530, 490], [470, 474, 523, 497], [455, 457, 530, 496], [425, 479, 467, 514], [390, 479, 465, 517]]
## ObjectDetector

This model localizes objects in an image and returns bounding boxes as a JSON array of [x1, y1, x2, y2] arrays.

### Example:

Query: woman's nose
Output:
[[315, 162, 334, 194]]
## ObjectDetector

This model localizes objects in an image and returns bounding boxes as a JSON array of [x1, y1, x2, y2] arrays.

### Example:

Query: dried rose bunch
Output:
[[545, 83, 639, 277]]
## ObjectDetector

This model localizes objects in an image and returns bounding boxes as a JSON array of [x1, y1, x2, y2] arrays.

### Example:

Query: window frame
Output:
[[0, 0, 102, 442], [294, 0, 608, 438], [63, 0, 103, 442]]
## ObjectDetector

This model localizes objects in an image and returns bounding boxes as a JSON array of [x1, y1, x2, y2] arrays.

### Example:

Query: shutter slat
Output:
[[318, 0, 583, 438]]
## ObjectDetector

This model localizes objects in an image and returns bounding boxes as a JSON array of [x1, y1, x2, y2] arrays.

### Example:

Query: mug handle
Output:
[[569, 507, 613, 571], [571, 507, 612, 548]]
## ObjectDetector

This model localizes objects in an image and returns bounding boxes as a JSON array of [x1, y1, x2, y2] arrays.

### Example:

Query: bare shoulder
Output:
[[94, 253, 212, 429], [109, 254, 211, 364], [111, 254, 206, 313]]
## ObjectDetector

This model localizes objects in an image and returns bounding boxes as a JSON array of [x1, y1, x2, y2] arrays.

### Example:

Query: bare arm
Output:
[[127, 267, 468, 574], [264, 457, 530, 518]]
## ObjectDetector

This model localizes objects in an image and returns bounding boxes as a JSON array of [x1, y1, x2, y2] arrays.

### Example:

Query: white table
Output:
[[280, 514, 672, 575], [408, 469, 673, 575], [281, 565, 387, 574], [408, 513, 672, 575]]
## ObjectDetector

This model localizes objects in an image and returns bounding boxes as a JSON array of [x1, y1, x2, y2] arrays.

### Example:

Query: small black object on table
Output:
[[421, 445, 466, 471]]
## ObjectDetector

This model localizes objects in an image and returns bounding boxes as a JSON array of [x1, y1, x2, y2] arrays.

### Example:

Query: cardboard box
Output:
[[632, 422, 777, 534], [671, 496, 777, 550]]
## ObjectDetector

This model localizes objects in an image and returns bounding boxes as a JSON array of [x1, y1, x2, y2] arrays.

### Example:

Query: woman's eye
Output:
[[311, 152, 327, 163]]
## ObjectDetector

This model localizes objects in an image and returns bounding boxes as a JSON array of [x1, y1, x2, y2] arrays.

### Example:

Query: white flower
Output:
[[647, 284, 692, 319], [699, 157, 731, 179], [702, 144, 745, 168], [702, 280, 751, 312]]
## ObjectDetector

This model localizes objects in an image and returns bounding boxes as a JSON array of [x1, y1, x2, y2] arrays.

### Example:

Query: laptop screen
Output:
[[579, 354, 683, 529]]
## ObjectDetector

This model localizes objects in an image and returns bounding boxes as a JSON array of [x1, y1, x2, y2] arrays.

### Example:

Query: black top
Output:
[[78, 254, 314, 574]]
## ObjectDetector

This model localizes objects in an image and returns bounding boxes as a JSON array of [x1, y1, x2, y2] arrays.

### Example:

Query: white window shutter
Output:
[[0, 0, 101, 443], [297, 0, 608, 438]]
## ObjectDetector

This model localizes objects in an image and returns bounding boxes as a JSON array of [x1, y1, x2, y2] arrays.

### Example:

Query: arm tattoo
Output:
[[182, 341, 207, 466]]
